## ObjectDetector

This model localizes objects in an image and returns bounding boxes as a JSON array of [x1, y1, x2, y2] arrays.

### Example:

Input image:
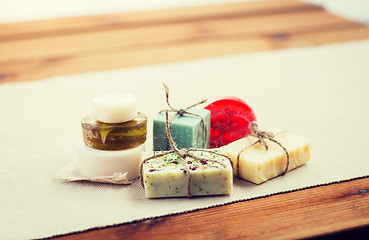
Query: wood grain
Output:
[[1, 0, 369, 83], [52, 177, 369, 240], [0, 11, 359, 62], [2, 26, 369, 84], [1, 1, 369, 239], [0, 0, 323, 41]]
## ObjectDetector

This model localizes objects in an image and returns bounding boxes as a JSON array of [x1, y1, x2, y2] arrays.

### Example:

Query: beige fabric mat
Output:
[[1, 40, 369, 240]]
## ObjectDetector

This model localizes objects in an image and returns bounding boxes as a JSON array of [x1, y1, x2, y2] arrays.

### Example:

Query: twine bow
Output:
[[140, 111, 233, 198], [160, 83, 208, 150], [236, 121, 290, 178]]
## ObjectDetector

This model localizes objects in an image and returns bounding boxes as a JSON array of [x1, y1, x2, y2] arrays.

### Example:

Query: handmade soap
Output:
[[77, 142, 144, 180], [223, 127, 311, 184], [153, 108, 210, 151], [93, 93, 138, 123], [81, 113, 147, 150], [202, 96, 256, 148], [141, 150, 233, 198]]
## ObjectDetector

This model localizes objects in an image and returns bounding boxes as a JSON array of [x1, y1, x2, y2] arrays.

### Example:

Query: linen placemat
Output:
[[1, 40, 369, 240]]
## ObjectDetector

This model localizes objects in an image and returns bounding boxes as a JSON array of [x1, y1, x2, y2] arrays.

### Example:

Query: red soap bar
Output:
[[203, 97, 256, 148]]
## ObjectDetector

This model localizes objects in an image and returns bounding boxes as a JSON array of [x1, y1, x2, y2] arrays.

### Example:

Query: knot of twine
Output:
[[141, 107, 233, 198], [160, 83, 208, 150], [236, 121, 290, 178]]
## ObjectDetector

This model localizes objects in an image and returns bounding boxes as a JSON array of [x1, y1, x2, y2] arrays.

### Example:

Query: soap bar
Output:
[[223, 127, 311, 184], [202, 96, 256, 148], [81, 113, 147, 150], [93, 93, 138, 123], [153, 108, 210, 151], [141, 150, 233, 198], [77, 142, 144, 180]]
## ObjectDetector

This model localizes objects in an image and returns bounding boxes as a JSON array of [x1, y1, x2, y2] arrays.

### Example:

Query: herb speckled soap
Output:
[[223, 127, 311, 184], [142, 150, 233, 198], [153, 108, 210, 151]]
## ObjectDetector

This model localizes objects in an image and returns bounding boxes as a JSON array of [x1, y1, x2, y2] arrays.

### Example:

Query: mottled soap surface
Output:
[[223, 127, 311, 184], [142, 150, 233, 198], [153, 107, 210, 151]]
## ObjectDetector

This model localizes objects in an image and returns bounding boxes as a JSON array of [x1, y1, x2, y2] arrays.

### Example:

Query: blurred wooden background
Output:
[[1, 0, 369, 83], [1, 1, 369, 239]]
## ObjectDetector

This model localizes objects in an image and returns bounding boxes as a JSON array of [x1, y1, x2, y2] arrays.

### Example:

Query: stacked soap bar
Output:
[[142, 150, 233, 198], [223, 127, 311, 184], [153, 107, 210, 151], [77, 93, 147, 180]]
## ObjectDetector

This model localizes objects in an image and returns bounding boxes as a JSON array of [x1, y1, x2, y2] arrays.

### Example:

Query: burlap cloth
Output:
[[1, 40, 369, 239]]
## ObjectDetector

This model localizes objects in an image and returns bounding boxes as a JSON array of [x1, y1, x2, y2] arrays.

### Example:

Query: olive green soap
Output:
[[81, 113, 147, 150], [153, 107, 210, 151]]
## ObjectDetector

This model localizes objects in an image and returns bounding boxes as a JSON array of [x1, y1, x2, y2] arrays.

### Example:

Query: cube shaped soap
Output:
[[223, 127, 311, 184], [153, 107, 210, 151], [142, 150, 233, 198]]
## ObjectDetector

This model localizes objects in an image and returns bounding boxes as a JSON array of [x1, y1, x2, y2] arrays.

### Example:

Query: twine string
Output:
[[140, 110, 233, 198], [160, 83, 207, 150], [236, 121, 290, 178]]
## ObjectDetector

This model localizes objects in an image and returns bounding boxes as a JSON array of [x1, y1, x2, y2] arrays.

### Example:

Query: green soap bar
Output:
[[142, 150, 233, 198], [153, 107, 210, 151]]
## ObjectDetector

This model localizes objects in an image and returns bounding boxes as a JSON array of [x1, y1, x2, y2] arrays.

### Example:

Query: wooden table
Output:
[[1, 1, 369, 239]]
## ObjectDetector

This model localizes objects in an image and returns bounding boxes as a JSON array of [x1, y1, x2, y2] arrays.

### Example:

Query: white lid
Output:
[[93, 93, 138, 123]]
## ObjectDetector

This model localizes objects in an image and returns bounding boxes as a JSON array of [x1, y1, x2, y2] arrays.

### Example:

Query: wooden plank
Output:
[[0, 11, 358, 63], [52, 177, 369, 240], [1, 26, 369, 83], [0, 0, 324, 41], [1, 1, 369, 239]]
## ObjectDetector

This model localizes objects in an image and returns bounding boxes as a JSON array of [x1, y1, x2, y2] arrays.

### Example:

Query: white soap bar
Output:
[[93, 93, 138, 123], [142, 150, 233, 198], [76, 142, 144, 180], [223, 127, 311, 184]]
